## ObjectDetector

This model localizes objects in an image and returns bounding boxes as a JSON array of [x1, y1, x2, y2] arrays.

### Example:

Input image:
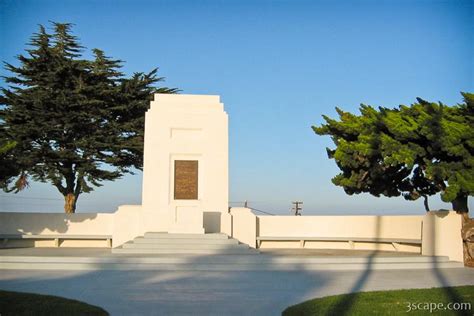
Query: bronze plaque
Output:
[[174, 160, 198, 200]]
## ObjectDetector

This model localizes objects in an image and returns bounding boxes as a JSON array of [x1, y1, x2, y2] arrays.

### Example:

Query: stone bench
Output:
[[256, 236, 422, 251], [0, 234, 112, 248]]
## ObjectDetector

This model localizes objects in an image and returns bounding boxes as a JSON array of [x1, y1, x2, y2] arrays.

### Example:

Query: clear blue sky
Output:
[[0, 0, 472, 215]]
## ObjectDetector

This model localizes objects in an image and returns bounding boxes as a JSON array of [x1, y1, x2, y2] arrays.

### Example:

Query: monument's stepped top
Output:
[[151, 93, 223, 111]]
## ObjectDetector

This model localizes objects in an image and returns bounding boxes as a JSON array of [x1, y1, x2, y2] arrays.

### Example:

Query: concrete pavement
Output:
[[1, 266, 473, 315]]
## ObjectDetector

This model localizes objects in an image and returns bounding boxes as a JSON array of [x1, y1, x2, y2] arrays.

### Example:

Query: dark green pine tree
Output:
[[313, 93, 473, 213], [114, 68, 178, 169], [0, 138, 23, 192], [0, 22, 178, 213], [418, 93, 474, 213]]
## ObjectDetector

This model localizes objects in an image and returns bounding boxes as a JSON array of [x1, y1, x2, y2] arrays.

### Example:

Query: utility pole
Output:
[[291, 201, 303, 216]]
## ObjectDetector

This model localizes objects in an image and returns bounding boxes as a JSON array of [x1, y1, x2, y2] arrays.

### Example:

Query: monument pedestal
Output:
[[140, 94, 229, 235], [168, 205, 205, 234]]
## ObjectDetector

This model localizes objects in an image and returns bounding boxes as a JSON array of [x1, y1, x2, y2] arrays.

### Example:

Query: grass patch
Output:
[[0, 290, 109, 316], [283, 286, 474, 316]]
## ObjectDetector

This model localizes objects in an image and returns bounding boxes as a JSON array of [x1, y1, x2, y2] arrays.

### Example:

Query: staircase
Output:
[[0, 251, 464, 271], [112, 232, 258, 255]]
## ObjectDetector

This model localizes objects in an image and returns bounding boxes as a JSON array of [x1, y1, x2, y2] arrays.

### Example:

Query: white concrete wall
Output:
[[221, 210, 233, 236], [0, 212, 113, 235], [422, 211, 464, 262], [258, 215, 423, 239], [0, 210, 465, 259], [229, 208, 257, 248], [0, 212, 114, 247], [225, 208, 425, 252], [141, 94, 228, 234], [256, 214, 423, 252], [112, 205, 143, 248], [0, 208, 143, 248]]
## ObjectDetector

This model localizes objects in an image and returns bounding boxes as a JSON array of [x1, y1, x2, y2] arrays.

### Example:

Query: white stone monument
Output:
[[141, 94, 228, 234]]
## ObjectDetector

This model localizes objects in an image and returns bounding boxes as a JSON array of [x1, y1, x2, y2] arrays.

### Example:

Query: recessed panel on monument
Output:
[[174, 160, 198, 200]]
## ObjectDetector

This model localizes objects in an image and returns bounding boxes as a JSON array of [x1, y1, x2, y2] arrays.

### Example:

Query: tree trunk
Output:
[[453, 194, 471, 267], [423, 195, 430, 212], [452, 193, 469, 213], [461, 214, 474, 267], [64, 193, 77, 213]]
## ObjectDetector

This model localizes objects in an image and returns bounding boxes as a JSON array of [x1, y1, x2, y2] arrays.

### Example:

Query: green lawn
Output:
[[0, 290, 109, 316], [283, 286, 474, 316]]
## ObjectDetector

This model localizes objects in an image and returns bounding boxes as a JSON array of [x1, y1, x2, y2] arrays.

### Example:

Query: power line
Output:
[[0, 196, 62, 201], [248, 207, 275, 216], [228, 201, 265, 204], [228, 200, 276, 215]]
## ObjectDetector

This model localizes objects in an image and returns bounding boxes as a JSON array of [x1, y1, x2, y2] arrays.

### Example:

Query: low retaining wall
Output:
[[228, 208, 423, 252], [0, 212, 113, 247], [258, 214, 423, 252], [0, 212, 114, 235], [0, 208, 465, 262], [227, 208, 465, 261], [229, 208, 257, 248], [258, 215, 423, 239], [113, 205, 143, 248], [422, 211, 464, 262]]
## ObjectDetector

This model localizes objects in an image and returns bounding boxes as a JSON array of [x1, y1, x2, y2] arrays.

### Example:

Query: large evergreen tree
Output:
[[0, 22, 178, 213], [313, 93, 473, 213]]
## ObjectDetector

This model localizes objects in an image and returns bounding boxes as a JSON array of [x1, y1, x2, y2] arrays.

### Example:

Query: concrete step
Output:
[[258, 255, 452, 264], [133, 237, 239, 245], [113, 232, 251, 255], [111, 247, 258, 255], [0, 254, 453, 265], [122, 242, 248, 250], [0, 257, 464, 271], [143, 233, 229, 240]]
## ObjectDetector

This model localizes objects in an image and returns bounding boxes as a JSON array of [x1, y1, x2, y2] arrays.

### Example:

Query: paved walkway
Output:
[[1, 263, 473, 315]]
